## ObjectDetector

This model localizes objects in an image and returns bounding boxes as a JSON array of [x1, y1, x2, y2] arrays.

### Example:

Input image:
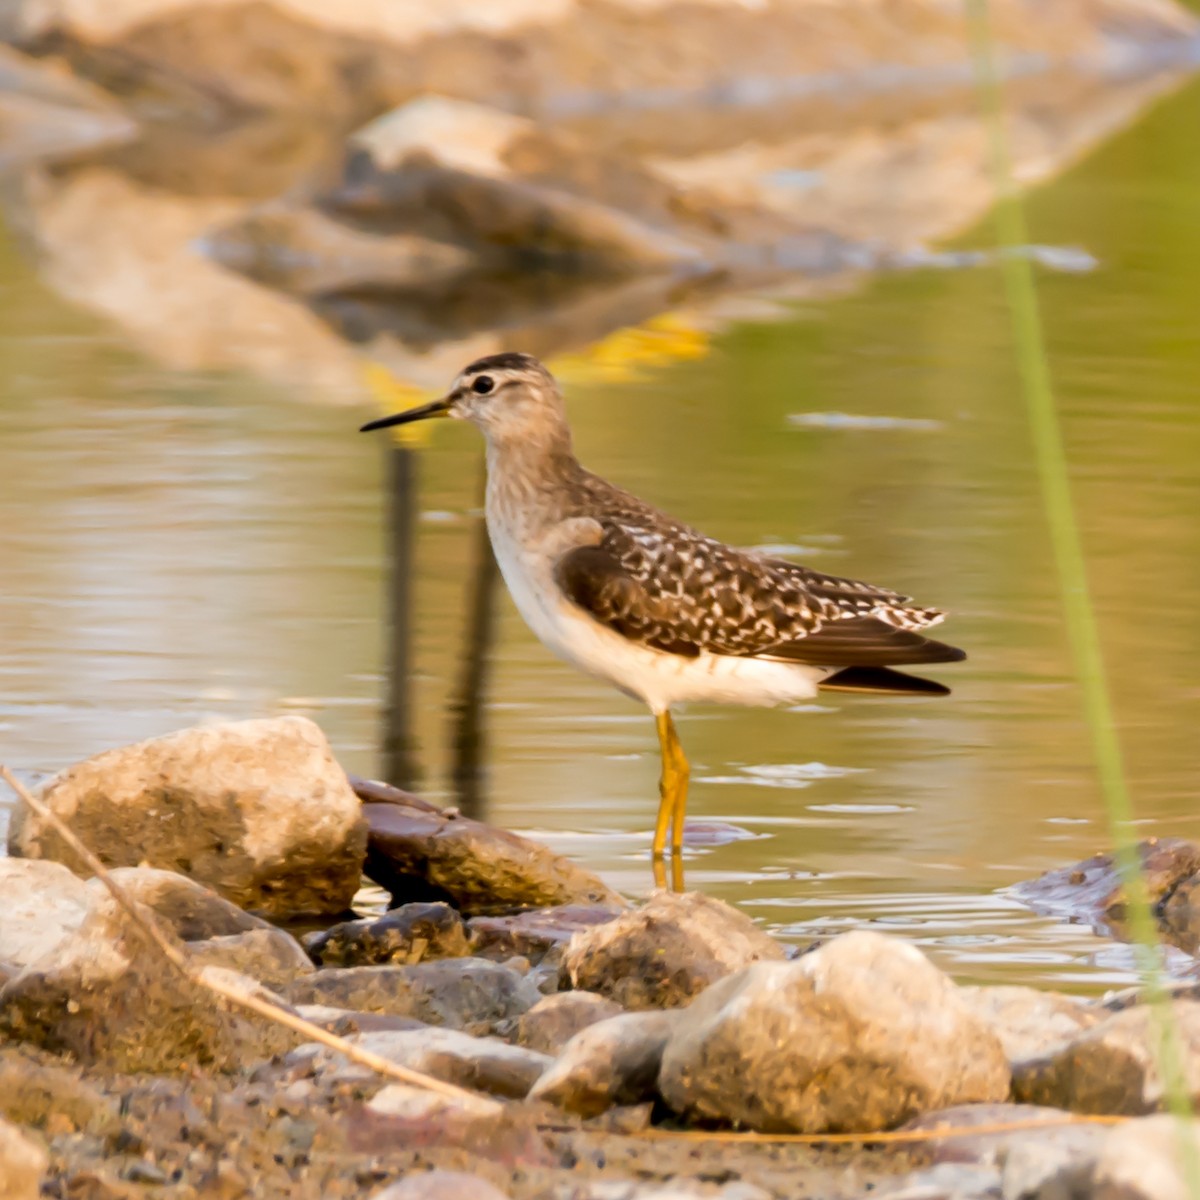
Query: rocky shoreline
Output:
[[1, 717, 1200, 1198], [2, 0, 1197, 399]]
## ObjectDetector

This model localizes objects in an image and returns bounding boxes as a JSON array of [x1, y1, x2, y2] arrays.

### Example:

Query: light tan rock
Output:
[[13, 166, 363, 392], [8, 717, 368, 919], [369, 1168, 512, 1200], [291, 1026, 550, 1098], [0, 859, 90, 969], [1091, 1115, 1200, 1200], [364, 801, 623, 916], [0, 890, 296, 1071], [0, 1117, 47, 1200], [286, 958, 541, 1035], [957, 985, 1100, 1067], [186, 928, 314, 989], [1014, 1001, 1200, 1115], [659, 931, 1010, 1133], [514, 991, 623, 1055], [561, 890, 785, 1010], [91, 868, 275, 940], [530, 1011, 677, 1117]]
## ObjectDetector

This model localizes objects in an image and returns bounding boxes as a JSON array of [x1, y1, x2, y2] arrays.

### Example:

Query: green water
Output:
[[2, 76, 1199, 990]]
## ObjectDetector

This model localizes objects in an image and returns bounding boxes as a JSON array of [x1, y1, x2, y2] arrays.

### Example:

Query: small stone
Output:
[[529, 1011, 677, 1117], [364, 801, 623, 915], [0, 1116, 47, 1200], [1091, 1114, 1200, 1200], [957, 986, 1100, 1067], [305, 903, 471, 966], [286, 958, 541, 1034], [291, 1026, 550, 1097], [468, 905, 621, 966], [514, 992, 623, 1055], [658, 930, 1009, 1133], [186, 928, 315, 989], [561, 890, 785, 1010], [6, 717, 368, 919], [369, 1168, 512, 1200], [1014, 1000, 1200, 1115]]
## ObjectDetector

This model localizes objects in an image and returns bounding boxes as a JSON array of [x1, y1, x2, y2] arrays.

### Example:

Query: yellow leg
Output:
[[670, 852, 685, 894], [652, 711, 690, 859], [667, 716, 690, 855], [652, 855, 668, 890]]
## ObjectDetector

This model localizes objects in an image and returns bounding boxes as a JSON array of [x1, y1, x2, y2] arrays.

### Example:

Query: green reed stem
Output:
[[964, 0, 1200, 1170]]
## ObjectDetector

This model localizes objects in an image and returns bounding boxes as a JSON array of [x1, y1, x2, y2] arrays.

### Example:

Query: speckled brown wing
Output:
[[554, 491, 965, 667]]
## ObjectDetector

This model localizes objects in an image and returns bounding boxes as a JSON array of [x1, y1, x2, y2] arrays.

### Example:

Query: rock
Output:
[[468, 905, 621, 966], [1001, 1134, 1101, 1200], [513, 992, 623, 1056], [94, 867, 277, 940], [902, 1103, 1106, 1171], [363, 800, 623, 916], [957, 986, 1100, 1067], [529, 1011, 677, 1117], [0, 1116, 47, 1200], [326, 97, 707, 272], [581, 1185, 772, 1200], [0, 1047, 119, 1136], [186, 928, 315, 990], [1011, 838, 1200, 933], [658, 930, 1010, 1133], [290, 1026, 550, 1098], [292, 1005, 427, 1036], [17, 0, 1194, 122], [7, 717, 368, 919], [366, 1087, 500, 1123], [286, 958, 541, 1034], [1091, 1114, 1200, 1200], [304, 903, 471, 967], [370, 1168, 512, 1200], [1101, 981, 1200, 1014], [561, 890, 785, 1010], [0, 43, 135, 167], [870, 1163, 1003, 1200], [1160, 873, 1200, 955], [0, 887, 299, 1072], [1013, 1000, 1200, 1115], [0, 859, 90, 969]]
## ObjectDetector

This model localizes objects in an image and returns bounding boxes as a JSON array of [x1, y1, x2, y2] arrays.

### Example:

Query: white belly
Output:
[[489, 522, 827, 714]]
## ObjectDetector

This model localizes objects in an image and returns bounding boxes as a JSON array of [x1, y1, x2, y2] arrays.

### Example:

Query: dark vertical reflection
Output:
[[449, 459, 501, 820], [382, 446, 419, 789]]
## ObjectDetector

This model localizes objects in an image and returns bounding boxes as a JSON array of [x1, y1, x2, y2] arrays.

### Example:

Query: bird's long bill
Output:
[[359, 395, 452, 433]]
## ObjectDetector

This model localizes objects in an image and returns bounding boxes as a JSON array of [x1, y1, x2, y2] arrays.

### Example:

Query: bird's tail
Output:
[[818, 665, 952, 696]]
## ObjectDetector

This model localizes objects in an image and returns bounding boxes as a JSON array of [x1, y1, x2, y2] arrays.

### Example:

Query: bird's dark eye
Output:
[[471, 375, 494, 395]]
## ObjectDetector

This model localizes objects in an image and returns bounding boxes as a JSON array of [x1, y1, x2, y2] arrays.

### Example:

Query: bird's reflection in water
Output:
[[381, 448, 500, 821]]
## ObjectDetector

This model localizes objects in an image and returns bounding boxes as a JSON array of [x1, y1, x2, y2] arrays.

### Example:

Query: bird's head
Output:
[[360, 352, 568, 447]]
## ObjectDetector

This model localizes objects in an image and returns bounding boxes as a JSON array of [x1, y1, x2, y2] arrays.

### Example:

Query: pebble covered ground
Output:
[[2, 717, 1199, 1200]]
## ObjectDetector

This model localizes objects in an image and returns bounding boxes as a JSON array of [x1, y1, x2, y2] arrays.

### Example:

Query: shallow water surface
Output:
[[2, 78, 1199, 991]]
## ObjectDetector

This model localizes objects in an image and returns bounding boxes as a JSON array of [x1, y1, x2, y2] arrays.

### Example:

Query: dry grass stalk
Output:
[[0, 764, 503, 1113]]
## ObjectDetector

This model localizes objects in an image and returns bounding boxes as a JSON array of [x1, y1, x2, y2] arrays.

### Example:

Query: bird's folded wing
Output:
[[554, 539, 965, 666]]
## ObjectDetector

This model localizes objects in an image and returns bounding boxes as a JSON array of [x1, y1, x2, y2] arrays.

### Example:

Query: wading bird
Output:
[[362, 353, 964, 874]]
